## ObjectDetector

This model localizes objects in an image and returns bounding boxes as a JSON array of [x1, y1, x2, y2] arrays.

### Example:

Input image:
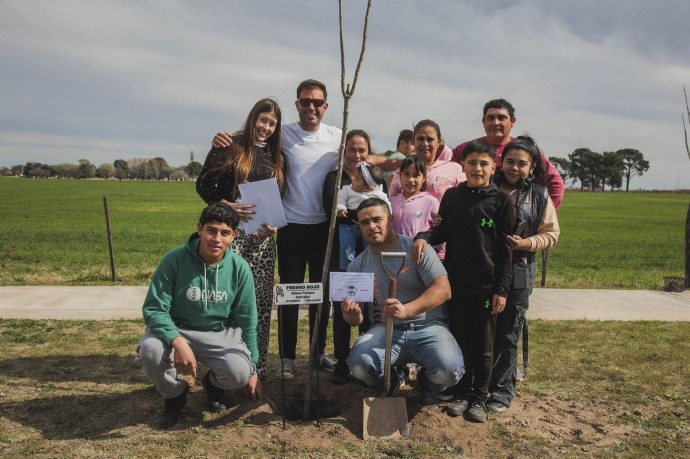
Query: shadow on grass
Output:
[[0, 353, 368, 440], [0, 354, 146, 384], [0, 386, 161, 440]]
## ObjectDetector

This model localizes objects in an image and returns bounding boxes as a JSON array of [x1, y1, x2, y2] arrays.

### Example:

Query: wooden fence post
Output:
[[540, 250, 549, 287], [686, 203, 689, 288], [103, 196, 116, 282]]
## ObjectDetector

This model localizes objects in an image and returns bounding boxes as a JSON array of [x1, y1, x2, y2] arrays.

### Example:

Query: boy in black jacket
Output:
[[413, 139, 515, 423]]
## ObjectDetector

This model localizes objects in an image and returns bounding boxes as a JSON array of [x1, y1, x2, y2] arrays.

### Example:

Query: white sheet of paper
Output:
[[237, 178, 287, 234], [329, 272, 374, 302]]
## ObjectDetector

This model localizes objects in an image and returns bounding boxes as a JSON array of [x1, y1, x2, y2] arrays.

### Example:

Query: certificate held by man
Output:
[[329, 272, 374, 302], [237, 178, 287, 234]]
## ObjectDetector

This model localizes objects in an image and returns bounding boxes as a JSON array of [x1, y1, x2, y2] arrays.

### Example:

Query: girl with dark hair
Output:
[[488, 135, 560, 413], [196, 97, 285, 381], [390, 155, 439, 237]]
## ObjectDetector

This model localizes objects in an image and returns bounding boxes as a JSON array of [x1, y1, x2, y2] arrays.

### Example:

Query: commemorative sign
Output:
[[273, 283, 323, 305]]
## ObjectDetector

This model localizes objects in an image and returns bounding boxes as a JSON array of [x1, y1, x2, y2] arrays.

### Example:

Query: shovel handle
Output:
[[380, 252, 405, 397], [382, 279, 396, 396], [380, 252, 406, 299], [380, 251, 407, 260]]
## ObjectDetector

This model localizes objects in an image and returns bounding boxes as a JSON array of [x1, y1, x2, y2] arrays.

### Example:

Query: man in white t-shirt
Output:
[[212, 79, 340, 380]]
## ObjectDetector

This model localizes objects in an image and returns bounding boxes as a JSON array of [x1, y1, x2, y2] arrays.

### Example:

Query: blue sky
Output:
[[1, 0, 689, 189]]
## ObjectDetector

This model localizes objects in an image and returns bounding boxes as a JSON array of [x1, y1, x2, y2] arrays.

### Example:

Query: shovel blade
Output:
[[362, 396, 408, 440]]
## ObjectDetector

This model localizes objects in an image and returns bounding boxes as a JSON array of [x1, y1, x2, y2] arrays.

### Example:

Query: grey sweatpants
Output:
[[136, 327, 254, 399]]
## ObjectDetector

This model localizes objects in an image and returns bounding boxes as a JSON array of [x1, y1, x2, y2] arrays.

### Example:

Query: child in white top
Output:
[[336, 163, 390, 269]]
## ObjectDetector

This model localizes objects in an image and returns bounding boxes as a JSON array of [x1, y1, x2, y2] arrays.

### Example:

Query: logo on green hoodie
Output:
[[186, 286, 227, 303], [187, 287, 202, 301]]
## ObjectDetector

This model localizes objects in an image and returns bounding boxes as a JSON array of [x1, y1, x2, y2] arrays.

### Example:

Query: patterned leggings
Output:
[[232, 230, 276, 381]]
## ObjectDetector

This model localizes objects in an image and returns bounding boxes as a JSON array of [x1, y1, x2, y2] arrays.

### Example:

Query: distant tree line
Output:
[[0, 148, 652, 191], [0, 157, 204, 181], [550, 148, 650, 192]]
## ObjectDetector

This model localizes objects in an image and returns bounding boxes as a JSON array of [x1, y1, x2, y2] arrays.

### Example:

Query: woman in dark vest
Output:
[[489, 136, 560, 412]]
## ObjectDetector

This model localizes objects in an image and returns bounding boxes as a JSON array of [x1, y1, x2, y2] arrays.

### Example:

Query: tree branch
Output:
[[304, 0, 373, 422], [347, 0, 372, 97]]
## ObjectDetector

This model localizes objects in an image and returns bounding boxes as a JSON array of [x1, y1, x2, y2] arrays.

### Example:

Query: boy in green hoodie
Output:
[[137, 203, 260, 428]]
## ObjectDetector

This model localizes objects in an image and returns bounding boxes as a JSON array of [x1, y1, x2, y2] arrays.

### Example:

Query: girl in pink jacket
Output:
[[390, 155, 439, 237]]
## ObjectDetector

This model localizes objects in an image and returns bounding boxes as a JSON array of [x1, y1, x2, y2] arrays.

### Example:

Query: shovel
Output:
[[363, 251, 409, 440]]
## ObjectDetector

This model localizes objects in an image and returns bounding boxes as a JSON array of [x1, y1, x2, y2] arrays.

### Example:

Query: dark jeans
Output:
[[489, 258, 536, 406], [329, 229, 370, 362], [277, 222, 330, 360], [447, 291, 497, 399], [332, 301, 371, 361]]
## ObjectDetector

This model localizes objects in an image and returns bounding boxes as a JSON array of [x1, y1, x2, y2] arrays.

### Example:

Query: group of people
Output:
[[135, 78, 563, 428]]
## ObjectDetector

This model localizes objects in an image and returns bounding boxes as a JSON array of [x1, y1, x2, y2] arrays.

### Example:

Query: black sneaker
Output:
[[420, 389, 440, 412], [445, 397, 469, 417], [464, 394, 488, 423], [159, 386, 188, 429], [202, 370, 227, 413], [379, 367, 405, 397], [318, 354, 337, 373], [330, 359, 350, 385]]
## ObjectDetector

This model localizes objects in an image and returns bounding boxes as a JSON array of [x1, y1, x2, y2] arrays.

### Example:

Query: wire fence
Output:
[[0, 179, 688, 290]]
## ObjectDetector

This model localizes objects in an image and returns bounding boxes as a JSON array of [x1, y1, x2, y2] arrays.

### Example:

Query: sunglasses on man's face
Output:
[[297, 98, 326, 108]]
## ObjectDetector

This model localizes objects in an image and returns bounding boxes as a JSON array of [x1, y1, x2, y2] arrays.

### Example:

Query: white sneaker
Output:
[[281, 358, 295, 380]]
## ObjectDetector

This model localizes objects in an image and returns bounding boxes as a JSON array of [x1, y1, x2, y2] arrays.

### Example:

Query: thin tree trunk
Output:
[[303, 0, 372, 421], [681, 85, 690, 288], [685, 203, 689, 288]]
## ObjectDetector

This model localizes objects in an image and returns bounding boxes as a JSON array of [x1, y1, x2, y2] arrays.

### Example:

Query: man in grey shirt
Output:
[[341, 198, 464, 410]]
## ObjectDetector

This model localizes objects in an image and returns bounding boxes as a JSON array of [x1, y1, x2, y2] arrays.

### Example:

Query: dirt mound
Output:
[[199, 370, 629, 456]]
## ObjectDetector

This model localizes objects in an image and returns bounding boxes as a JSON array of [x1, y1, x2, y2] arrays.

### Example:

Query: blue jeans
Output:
[[489, 257, 536, 406], [339, 224, 368, 269], [349, 321, 464, 393]]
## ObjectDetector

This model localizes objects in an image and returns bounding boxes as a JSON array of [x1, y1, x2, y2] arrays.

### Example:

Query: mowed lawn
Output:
[[0, 177, 687, 288]]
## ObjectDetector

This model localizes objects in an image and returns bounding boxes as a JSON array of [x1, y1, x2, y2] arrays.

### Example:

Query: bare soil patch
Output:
[[176, 369, 632, 457]]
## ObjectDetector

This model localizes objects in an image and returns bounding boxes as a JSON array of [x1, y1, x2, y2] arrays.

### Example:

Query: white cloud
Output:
[[1, 0, 689, 188]]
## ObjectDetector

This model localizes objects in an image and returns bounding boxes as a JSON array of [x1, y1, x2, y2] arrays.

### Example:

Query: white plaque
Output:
[[274, 283, 323, 305]]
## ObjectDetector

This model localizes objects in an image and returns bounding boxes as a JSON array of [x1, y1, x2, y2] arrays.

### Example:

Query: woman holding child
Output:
[[196, 98, 285, 382], [322, 129, 378, 384]]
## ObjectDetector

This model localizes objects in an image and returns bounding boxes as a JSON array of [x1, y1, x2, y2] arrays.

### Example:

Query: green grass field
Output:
[[1, 318, 688, 457], [0, 177, 687, 288]]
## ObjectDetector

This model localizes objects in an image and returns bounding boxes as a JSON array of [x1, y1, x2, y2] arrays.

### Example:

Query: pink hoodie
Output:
[[388, 145, 466, 201], [391, 191, 439, 237]]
